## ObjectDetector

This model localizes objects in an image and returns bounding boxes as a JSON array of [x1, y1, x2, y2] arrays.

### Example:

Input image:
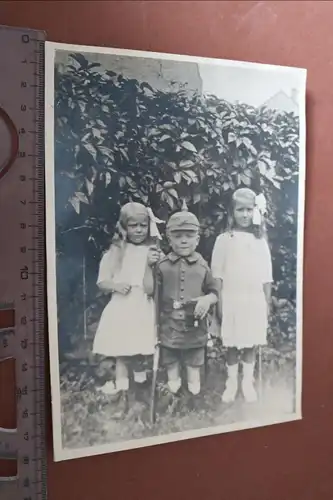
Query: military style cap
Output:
[[166, 199, 200, 232]]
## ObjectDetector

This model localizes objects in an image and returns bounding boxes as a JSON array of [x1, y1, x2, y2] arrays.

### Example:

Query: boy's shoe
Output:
[[222, 364, 239, 403], [110, 391, 129, 420], [157, 385, 182, 415], [186, 393, 206, 413], [242, 362, 258, 403]]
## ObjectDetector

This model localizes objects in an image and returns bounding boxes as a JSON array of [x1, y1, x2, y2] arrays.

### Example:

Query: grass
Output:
[[60, 341, 296, 451]]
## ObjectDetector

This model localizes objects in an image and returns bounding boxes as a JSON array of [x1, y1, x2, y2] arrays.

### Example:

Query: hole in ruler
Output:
[[0, 107, 19, 181], [0, 309, 15, 330], [0, 459, 17, 478], [0, 358, 16, 430]]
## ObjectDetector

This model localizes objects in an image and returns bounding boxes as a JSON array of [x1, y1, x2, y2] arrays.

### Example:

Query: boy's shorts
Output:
[[160, 346, 205, 367]]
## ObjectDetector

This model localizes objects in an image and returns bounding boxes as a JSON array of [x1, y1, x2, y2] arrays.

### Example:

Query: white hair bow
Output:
[[147, 207, 165, 240], [253, 193, 267, 226]]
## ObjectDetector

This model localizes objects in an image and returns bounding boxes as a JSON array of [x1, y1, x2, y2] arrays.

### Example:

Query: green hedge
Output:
[[54, 53, 300, 354]]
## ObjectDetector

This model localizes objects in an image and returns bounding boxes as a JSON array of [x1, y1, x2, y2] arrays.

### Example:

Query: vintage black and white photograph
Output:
[[45, 42, 306, 461]]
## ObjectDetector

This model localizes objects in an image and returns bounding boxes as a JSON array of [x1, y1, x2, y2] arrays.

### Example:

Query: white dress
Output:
[[93, 243, 156, 357], [211, 231, 273, 348]]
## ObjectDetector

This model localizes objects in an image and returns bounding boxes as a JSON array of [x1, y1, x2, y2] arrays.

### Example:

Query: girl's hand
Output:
[[112, 283, 132, 295], [147, 245, 162, 267], [193, 296, 213, 320]]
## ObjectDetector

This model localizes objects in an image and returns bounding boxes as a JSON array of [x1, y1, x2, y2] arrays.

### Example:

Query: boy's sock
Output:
[[167, 363, 181, 394], [187, 366, 201, 395], [167, 379, 182, 394]]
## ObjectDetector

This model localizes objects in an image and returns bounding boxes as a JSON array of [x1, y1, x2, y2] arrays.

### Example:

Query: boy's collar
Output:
[[167, 252, 199, 263]]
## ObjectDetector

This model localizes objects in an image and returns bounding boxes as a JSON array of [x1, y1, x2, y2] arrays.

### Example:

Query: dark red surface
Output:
[[0, 1, 332, 498]]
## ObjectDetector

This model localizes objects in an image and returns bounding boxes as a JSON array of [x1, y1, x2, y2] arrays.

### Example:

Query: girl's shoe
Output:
[[222, 364, 239, 403], [242, 362, 258, 403]]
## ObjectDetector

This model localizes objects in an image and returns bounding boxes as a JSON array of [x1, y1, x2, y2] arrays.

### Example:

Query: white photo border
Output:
[[45, 41, 307, 462]]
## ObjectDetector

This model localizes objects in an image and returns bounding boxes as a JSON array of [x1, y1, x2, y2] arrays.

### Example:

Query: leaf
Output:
[[179, 159, 195, 169], [140, 82, 155, 95], [263, 157, 276, 169], [92, 128, 102, 140], [242, 137, 257, 155], [78, 101, 85, 113], [161, 191, 175, 209], [106, 70, 117, 77], [119, 176, 126, 188], [69, 196, 80, 214], [160, 124, 174, 131], [181, 141, 197, 153], [269, 178, 281, 189], [99, 146, 114, 160], [85, 179, 94, 196], [174, 171, 182, 183], [88, 62, 101, 70], [70, 53, 89, 69], [168, 188, 179, 199], [156, 184, 163, 193], [240, 173, 251, 186], [75, 192, 89, 204], [120, 149, 130, 162], [228, 132, 237, 143], [258, 160, 267, 176], [244, 168, 252, 178], [126, 176, 136, 188], [105, 172, 112, 187], [148, 128, 160, 137], [186, 170, 198, 182], [159, 134, 171, 142], [83, 143, 97, 161], [193, 192, 201, 204], [81, 132, 91, 142]]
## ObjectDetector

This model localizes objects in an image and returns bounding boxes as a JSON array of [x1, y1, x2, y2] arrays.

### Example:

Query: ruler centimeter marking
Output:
[[0, 26, 47, 500]]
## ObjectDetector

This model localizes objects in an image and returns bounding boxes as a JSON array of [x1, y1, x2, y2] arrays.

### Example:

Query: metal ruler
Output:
[[0, 26, 47, 500]]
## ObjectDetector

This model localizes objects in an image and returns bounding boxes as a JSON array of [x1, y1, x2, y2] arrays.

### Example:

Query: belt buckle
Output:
[[173, 300, 182, 310]]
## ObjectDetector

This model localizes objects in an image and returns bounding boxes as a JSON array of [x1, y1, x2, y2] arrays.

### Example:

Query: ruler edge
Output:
[[0, 25, 48, 499]]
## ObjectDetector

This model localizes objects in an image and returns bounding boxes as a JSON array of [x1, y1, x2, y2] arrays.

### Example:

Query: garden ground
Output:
[[59, 341, 296, 450]]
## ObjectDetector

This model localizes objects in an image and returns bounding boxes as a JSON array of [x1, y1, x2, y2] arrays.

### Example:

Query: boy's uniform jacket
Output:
[[155, 251, 219, 349]]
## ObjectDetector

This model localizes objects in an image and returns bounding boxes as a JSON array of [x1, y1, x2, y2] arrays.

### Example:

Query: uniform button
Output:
[[180, 295, 184, 300], [180, 276, 184, 282]]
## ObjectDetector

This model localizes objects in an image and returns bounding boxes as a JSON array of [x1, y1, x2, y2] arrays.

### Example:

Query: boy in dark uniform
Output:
[[156, 205, 219, 398]]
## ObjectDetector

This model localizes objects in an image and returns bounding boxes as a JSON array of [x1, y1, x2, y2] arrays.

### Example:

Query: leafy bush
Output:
[[54, 53, 299, 354]]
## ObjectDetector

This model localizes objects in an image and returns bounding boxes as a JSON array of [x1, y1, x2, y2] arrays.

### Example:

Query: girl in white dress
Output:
[[93, 202, 163, 410], [211, 188, 273, 403]]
